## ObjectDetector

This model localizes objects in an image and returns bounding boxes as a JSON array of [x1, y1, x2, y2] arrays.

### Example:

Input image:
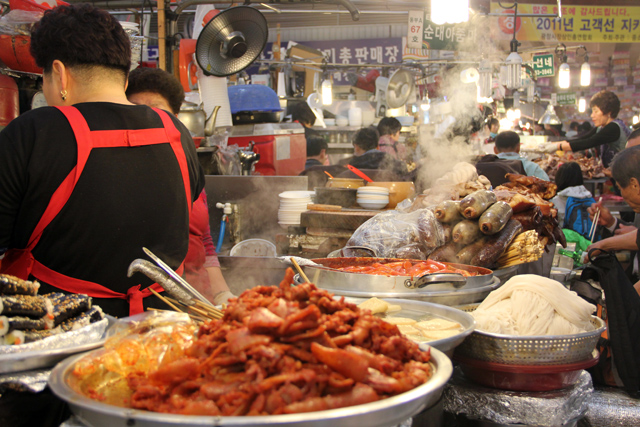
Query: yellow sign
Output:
[[490, 3, 640, 43]]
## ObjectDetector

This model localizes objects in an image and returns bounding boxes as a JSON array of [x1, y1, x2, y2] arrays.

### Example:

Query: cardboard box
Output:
[[286, 44, 324, 97]]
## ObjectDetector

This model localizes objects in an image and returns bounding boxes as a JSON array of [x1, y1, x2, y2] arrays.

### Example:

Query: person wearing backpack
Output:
[[551, 161, 602, 240]]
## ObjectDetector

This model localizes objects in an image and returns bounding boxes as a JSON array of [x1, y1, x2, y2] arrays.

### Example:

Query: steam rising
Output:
[[414, 16, 504, 193]]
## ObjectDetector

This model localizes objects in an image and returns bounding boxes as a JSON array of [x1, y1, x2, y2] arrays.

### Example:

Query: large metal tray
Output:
[[343, 297, 475, 357], [303, 257, 494, 293], [0, 318, 109, 374], [49, 347, 453, 427], [319, 277, 501, 307]]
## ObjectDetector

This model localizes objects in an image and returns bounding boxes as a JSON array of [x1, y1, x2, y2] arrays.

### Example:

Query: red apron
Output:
[[0, 106, 192, 316]]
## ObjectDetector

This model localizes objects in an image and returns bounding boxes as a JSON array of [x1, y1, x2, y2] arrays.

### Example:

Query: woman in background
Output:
[[126, 67, 233, 305], [543, 90, 627, 167]]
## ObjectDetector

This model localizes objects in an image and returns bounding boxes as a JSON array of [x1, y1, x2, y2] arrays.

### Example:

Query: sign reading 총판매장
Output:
[[407, 10, 477, 50], [556, 92, 577, 105], [531, 54, 555, 77]]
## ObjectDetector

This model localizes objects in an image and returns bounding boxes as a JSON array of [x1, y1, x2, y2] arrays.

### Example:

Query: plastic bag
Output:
[[68, 311, 196, 407], [0, 10, 42, 35], [346, 208, 444, 259]]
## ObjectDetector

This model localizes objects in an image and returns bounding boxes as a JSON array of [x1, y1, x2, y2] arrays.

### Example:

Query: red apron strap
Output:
[[31, 260, 175, 316], [152, 108, 193, 215]]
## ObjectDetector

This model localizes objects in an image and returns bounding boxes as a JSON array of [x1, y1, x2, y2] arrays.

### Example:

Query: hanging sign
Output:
[[531, 54, 555, 78], [557, 92, 577, 105], [406, 10, 477, 51], [490, 2, 640, 43]]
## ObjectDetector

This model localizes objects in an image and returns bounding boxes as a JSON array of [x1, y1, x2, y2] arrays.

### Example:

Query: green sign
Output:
[[531, 54, 555, 78], [557, 92, 577, 105], [407, 10, 476, 51]]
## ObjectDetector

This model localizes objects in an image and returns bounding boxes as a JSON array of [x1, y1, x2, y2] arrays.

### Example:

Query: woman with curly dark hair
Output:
[[0, 4, 204, 319], [126, 67, 233, 305], [541, 90, 628, 167]]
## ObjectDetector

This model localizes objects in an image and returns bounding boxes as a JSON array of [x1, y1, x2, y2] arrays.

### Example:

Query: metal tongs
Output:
[[127, 247, 214, 307]]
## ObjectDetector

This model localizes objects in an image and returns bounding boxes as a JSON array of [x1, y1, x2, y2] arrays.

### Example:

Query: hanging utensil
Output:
[[142, 247, 212, 306], [347, 164, 374, 182]]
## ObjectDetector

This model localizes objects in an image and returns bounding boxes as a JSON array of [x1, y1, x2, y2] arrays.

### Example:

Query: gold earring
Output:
[[60, 90, 67, 101]]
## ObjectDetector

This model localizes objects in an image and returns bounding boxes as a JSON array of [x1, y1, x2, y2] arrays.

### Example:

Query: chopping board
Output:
[[301, 209, 378, 231]]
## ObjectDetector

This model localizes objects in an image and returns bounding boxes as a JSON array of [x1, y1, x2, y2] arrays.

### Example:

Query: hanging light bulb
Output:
[[580, 61, 590, 87], [477, 59, 492, 99], [578, 96, 587, 113], [558, 61, 571, 89], [505, 52, 523, 89], [431, 0, 469, 24], [321, 78, 332, 105]]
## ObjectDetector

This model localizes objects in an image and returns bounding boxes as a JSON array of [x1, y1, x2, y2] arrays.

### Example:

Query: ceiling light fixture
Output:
[[504, 3, 522, 89], [556, 44, 570, 89], [431, 0, 469, 24], [578, 46, 590, 87]]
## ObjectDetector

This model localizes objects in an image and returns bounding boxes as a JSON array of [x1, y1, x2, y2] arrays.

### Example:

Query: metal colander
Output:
[[455, 304, 606, 365]]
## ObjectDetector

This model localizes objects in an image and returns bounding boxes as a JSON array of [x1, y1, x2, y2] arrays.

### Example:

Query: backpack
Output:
[[573, 249, 640, 397], [563, 196, 596, 240]]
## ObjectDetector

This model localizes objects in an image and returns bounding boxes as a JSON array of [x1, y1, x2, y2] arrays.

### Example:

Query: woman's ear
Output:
[[51, 60, 69, 92]]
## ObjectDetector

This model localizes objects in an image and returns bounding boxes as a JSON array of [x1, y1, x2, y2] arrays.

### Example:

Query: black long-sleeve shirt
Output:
[[569, 122, 620, 152]]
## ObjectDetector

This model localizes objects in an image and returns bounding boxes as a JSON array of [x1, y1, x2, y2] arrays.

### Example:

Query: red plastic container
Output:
[[454, 352, 599, 392], [0, 35, 43, 74]]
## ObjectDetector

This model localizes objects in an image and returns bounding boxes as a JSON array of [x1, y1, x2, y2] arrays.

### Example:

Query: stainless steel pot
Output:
[[302, 257, 494, 293]]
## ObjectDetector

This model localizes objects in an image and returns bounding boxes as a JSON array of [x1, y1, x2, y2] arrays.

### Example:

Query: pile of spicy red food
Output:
[[128, 268, 433, 416], [334, 259, 477, 277]]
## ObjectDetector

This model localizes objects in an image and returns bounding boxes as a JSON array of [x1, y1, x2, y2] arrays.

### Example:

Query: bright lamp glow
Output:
[[321, 79, 332, 105], [580, 62, 590, 87], [505, 52, 523, 89], [431, 0, 469, 24], [558, 62, 571, 89], [578, 97, 586, 113], [633, 115, 639, 125], [478, 59, 492, 99], [506, 109, 516, 121], [499, 118, 513, 130], [514, 108, 521, 119]]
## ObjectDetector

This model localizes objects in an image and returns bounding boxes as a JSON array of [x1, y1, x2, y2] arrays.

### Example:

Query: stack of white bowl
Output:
[[357, 186, 390, 210], [278, 191, 314, 229]]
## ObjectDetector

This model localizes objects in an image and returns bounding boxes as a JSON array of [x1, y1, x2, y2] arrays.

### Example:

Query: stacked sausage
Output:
[[428, 190, 523, 269]]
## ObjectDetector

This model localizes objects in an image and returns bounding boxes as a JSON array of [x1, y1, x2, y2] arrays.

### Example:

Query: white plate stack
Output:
[[357, 186, 390, 210], [278, 191, 314, 229]]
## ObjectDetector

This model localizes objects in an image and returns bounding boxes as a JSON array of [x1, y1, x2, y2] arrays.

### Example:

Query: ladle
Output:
[[347, 165, 373, 182]]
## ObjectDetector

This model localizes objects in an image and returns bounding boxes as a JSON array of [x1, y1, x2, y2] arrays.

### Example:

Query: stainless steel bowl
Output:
[[342, 297, 476, 357], [49, 347, 453, 427]]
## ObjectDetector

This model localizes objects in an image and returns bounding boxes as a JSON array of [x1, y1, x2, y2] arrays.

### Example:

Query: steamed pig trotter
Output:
[[459, 190, 497, 219], [479, 201, 513, 235], [441, 223, 452, 244], [455, 237, 489, 265], [470, 219, 523, 268], [452, 220, 482, 246], [434, 200, 462, 223]]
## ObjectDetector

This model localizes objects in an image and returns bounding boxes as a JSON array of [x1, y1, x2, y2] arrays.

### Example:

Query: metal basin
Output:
[[49, 347, 453, 427], [302, 257, 494, 293], [322, 277, 502, 307], [343, 297, 475, 357]]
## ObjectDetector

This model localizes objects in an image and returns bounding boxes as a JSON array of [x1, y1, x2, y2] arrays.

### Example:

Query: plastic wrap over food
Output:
[[443, 367, 592, 426], [0, 317, 108, 355], [0, 368, 50, 393], [69, 311, 196, 408], [346, 209, 444, 259]]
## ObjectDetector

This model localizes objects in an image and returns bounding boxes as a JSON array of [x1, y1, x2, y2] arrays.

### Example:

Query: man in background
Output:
[[377, 117, 407, 161], [494, 131, 549, 180], [304, 135, 328, 170]]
